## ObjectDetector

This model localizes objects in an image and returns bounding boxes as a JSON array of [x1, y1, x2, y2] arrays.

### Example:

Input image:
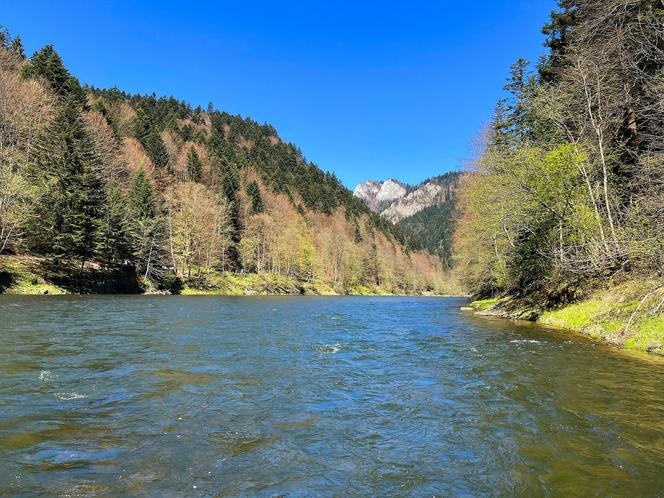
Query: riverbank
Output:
[[468, 279, 664, 355], [0, 256, 452, 297]]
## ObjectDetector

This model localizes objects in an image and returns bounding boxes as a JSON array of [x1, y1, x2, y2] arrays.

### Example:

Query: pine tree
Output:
[[29, 99, 104, 265], [186, 147, 202, 182], [246, 181, 264, 214]]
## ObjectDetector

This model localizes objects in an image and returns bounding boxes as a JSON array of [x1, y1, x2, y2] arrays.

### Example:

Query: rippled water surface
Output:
[[1, 296, 663, 496]]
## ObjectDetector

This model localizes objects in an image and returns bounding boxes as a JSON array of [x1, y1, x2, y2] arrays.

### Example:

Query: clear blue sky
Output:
[[4, 0, 556, 188]]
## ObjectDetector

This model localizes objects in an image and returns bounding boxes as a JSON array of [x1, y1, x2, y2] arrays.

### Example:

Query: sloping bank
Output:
[[466, 279, 664, 355], [0, 256, 446, 297]]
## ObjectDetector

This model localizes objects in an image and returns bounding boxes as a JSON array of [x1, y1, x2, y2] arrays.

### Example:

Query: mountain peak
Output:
[[353, 179, 407, 212]]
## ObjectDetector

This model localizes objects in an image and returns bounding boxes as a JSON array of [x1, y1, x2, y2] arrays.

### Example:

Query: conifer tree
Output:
[[540, 0, 578, 82], [23, 45, 86, 105], [503, 58, 532, 143], [246, 180, 264, 214], [134, 107, 170, 168], [97, 183, 131, 266], [128, 168, 163, 280], [143, 130, 170, 168], [10, 36, 25, 59], [0, 25, 11, 49], [29, 99, 103, 265], [186, 147, 202, 182], [489, 99, 512, 149]]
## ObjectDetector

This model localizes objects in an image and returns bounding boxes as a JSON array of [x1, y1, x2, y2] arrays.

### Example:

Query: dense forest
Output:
[[0, 27, 448, 295], [454, 0, 663, 310]]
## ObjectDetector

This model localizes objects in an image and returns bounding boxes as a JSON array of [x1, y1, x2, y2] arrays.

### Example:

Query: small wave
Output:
[[510, 339, 542, 344], [39, 370, 57, 382], [54, 392, 86, 400], [315, 343, 341, 354]]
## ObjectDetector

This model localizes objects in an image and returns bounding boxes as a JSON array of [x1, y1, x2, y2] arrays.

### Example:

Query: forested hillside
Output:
[[454, 0, 663, 349], [0, 28, 448, 295]]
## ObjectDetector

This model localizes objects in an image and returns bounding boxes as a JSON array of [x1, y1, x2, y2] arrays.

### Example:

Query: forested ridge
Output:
[[0, 27, 448, 295], [453, 0, 664, 348]]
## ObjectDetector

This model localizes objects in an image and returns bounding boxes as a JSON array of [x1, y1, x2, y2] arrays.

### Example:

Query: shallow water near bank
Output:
[[0, 296, 663, 496]]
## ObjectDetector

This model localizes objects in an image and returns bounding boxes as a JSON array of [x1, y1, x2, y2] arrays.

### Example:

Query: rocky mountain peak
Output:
[[353, 179, 407, 212], [354, 172, 461, 223]]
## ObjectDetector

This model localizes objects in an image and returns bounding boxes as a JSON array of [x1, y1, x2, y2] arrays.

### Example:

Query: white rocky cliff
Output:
[[354, 174, 459, 223], [353, 179, 407, 212]]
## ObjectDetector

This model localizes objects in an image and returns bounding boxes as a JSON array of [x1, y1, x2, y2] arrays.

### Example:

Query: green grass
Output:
[[537, 280, 663, 354], [539, 300, 612, 333], [470, 298, 501, 311], [0, 257, 67, 295], [624, 316, 664, 354]]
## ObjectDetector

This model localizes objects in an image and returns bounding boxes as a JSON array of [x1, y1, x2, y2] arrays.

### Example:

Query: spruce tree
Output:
[[0, 25, 9, 48], [143, 130, 170, 168], [540, 0, 578, 82], [128, 168, 162, 280], [134, 107, 170, 169], [129, 168, 157, 220], [186, 147, 202, 182], [246, 181, 264, 214], [10, 36, 25, 59], [29, 98, 103, 265], [97, 183, 131, 266], [23, 45, 86, 105]]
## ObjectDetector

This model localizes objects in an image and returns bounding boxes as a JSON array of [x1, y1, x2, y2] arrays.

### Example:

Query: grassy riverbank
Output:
[[0, 256, 448, 297], [469, 279, 664, 355]]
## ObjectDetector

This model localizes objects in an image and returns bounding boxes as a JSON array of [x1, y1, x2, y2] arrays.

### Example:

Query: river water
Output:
[[0, 296, 663, 496]]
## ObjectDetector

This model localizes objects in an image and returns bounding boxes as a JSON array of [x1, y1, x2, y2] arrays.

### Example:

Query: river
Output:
[[0, 296, 663, 496]]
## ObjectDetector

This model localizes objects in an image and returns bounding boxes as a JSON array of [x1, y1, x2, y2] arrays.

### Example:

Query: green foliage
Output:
[[128, 169, 163, 280], [10, 36, 25, 59]]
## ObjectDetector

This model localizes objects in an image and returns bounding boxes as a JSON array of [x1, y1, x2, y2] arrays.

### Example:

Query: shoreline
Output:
[[463, 280, 664, 356], [0, 255, 460, 298]]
